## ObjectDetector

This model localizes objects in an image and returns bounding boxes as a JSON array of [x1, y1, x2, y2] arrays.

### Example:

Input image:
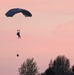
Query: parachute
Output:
[[5, 8, 32, 17], [5, 8, 32, 57]]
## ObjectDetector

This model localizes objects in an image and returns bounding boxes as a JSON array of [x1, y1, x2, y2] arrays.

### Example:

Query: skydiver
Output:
[[17, 30, 21, 39]]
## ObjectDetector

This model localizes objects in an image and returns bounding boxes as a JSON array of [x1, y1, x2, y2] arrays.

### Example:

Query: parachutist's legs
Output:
[[18, 35, 21, 39]]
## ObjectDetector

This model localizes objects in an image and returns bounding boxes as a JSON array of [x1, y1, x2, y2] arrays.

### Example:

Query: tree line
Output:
[[18, 55, 74, 75]]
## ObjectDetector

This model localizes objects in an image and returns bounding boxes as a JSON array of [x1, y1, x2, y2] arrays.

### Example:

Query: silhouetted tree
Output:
[[41, 72, 45, 75], [18, 58, 39, 75], [49, 59, 53, 68], [52, 55, 71, 75], [71, 65, 74, 75], [45, 67, 55, 75], [72, 65, 74, 73]]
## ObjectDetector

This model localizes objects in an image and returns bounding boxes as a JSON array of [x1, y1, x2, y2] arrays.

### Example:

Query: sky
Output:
[[0, 0, 74, 75]]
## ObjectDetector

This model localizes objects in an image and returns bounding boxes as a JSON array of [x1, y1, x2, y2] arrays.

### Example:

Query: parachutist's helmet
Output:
[[17, 30, 20, 32]]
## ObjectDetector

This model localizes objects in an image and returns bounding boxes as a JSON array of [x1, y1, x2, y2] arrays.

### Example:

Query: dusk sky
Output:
[[0, 0, 74, 75]]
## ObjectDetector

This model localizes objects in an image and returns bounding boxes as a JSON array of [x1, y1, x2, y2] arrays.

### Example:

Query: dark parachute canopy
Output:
[[5, 8, 32, 17]]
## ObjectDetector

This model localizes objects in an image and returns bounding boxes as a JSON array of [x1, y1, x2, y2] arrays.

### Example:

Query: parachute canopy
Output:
[[5, 8, 32, 17]]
